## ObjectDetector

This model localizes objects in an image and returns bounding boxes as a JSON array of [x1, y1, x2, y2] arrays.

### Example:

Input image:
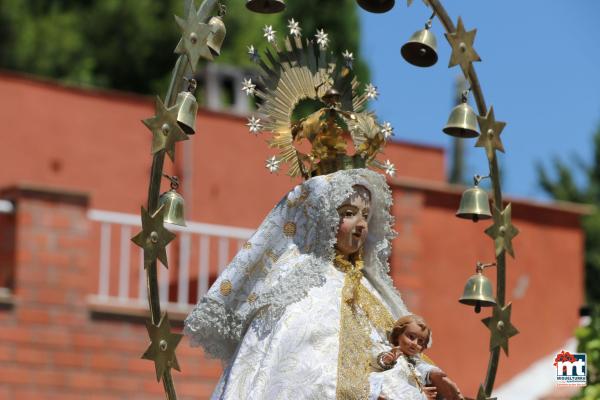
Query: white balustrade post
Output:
[[177, 233, 191, 305], [98, 223, 111, 298], [118, 225, 131, 302]]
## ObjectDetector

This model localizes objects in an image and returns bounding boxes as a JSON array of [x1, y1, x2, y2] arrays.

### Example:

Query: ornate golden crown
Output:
[[242, 21, 396, 179]]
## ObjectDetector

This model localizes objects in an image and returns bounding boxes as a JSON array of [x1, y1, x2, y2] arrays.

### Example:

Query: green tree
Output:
[[0, 0, 369, 95], [536, 124, 600, 399], [282, 0, 369, 84]]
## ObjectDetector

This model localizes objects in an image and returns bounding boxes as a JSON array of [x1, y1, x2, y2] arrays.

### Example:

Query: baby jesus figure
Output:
[[369, 314, 464, 400]]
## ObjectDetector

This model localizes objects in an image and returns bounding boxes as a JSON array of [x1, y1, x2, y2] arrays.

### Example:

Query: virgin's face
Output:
[[335, 186, 370, 257]]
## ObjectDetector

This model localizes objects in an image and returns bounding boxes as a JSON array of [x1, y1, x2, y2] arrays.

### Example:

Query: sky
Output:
[[359, 0, 600, 201]]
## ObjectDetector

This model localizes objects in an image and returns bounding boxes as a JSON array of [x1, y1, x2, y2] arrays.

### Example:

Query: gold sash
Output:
[[334, 255, 395, 400]]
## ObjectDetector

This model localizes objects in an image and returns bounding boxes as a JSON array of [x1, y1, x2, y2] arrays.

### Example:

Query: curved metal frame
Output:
[[137, 0, 509, 398], [142, 2, 218, 399], [427, 0, 505, 394]]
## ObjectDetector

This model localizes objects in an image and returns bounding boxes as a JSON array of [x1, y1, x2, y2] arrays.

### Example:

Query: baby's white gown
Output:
[[368, 354, 430, 400]]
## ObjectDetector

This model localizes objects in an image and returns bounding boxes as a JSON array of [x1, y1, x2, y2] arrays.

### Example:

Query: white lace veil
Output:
[[184, 168, 409, 361]]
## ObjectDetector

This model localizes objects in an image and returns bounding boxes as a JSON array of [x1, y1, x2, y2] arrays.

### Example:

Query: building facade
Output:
[[0, 72, 587, 399]]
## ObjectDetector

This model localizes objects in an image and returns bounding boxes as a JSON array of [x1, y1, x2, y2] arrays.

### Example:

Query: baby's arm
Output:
[[428, 370, 464, 400], [414, 358, 464, 400], [422, 386, 437, 400]]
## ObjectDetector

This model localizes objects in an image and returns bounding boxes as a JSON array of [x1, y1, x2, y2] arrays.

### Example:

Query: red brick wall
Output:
[[0, 187, 224, 400], [0, 72, 446, 229]]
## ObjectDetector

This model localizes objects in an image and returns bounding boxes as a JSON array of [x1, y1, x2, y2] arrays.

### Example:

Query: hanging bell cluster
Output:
[[459, 262, 497, 313], [158, 175, 186, 227], [443, 90, 479, 138], [246, 0, 285, 13], [456, 175, 492, 222], [401, 16, 438, 67], [174, 79, 198, 135], [356, 0, 395, 13]]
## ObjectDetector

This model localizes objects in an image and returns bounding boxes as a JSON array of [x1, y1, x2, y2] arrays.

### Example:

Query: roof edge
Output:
[[389, 176, 594, 216]]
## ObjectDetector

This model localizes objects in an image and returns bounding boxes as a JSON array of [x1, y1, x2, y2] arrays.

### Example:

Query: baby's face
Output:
[[398, 322, 428, 357]]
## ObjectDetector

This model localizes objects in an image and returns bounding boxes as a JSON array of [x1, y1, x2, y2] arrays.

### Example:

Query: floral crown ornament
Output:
[[242, 21, 396, 179]]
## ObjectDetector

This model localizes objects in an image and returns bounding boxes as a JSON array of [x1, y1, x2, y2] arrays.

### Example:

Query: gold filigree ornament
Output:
[[219, 279, 233, 296], [283, 221, 297, 237], [244, 23, 395, 178]]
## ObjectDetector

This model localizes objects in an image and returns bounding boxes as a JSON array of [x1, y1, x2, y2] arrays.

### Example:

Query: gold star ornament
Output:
[[482, 303, 519, 356], [445, 17, 481, 78], [131, 205, 176, 269], [475, 106, 506, 159], [174, 1, 213, 72], [141, 313, 183, 382], [484, 203, 519, 258], [142, 97, 189, 162]]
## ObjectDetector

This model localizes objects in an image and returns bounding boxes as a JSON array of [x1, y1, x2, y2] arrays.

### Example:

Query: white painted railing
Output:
[[87, 209, 254, 315]]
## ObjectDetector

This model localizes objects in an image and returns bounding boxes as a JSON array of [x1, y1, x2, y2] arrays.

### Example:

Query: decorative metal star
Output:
[[241, 78, 256, 96], [263, 25, 276, 43], [315, 29, 329, 50], [475, 106, 506, 158], [484, 203, 519, 258], [342, 50, 354, 69], [174, 2, 213, 72], [445, 17, 481, 78], [131, 205, 176, 269], [141, 313, 183, 382], [383, 160, 396, 177], [365, 83, 379, 100], [482, 303, 519, 356], [247, 45, 260, 63], [265, 156, 281, 173], [381, 121, 394, 139], [288, 18, 301, 37], [247, 115, 263, 134], [142, 97, 189, 162]]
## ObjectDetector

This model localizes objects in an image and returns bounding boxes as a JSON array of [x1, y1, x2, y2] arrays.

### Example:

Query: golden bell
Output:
[[456, 185, 492, 222], [356, 0, 395, 13], [175, 90, 198, 135], [442, 101, 479, 138], [207, 16, 226, 57], [401, 27, 438, 67], [246, 0, 285, 13], [158, 189, 186, 227], [459, 270, 496, 313]]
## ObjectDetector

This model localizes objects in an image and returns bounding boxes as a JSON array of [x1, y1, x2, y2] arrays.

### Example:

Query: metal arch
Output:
[[142, 0, 509, 398]]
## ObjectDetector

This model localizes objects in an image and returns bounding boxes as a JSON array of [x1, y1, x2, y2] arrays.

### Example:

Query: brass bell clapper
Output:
[[401, 12, 438, 67], [459, 262, 497, 313], [246, 0, 285, 14], [158, 175, 187, 227], [456, 174, 492, 222], [174, 78, 198, 135], [356, 0, 395, 14], [443, 89, 479, 138]]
